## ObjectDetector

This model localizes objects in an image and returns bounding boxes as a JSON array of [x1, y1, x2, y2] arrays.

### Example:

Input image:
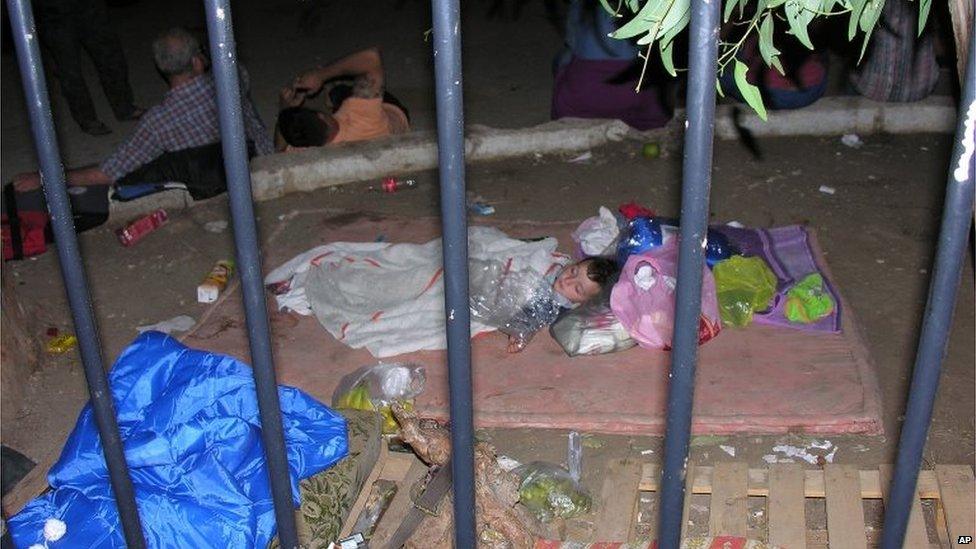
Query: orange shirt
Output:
[[331, 97, 409, 145]]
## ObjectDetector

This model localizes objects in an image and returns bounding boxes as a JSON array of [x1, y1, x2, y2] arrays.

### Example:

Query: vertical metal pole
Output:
[[5, 1, 146, 546], [880, 31, 975, 549], [430, 0, 477, 545], [202, 2, 300, 547], [656, 0, 720, 546]]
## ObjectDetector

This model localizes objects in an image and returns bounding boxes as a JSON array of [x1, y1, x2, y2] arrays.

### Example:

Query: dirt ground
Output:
[[1, 0, 973, 542], [4, 131, 973, 474]]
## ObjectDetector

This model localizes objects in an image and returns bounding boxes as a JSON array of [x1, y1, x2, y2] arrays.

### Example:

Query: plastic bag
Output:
[[514, 462, 592, 522], [469, 258, 562, 345], [550, 302, 636, 356], [713, 255, 778, 328], [610, 241, 722, 350], [332, 363, 426, 433], [785, 273, 834, 323], [615, 216, 734, 268], [571, 206, 620, 258]]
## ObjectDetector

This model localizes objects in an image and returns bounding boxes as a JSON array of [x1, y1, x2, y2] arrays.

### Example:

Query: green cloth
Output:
[[713, 255, 777, 328], [784, 273, 834, 323]]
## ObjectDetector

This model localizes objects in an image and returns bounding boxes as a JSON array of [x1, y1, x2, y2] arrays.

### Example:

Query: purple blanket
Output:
[[715, 225, 842, 333]]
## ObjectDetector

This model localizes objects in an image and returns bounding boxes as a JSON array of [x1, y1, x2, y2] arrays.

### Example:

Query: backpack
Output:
[[2, 182, 109, 261]]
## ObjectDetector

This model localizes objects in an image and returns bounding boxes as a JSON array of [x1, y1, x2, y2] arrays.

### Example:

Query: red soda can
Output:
[[116, 209, 168, 247], [378, 177, 418, 193]]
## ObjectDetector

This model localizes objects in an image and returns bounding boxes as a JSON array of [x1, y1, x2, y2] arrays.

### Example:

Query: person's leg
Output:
[[35, 4, 104, 132], [75, 0, 139, 120], [115, 142, 254, 201]]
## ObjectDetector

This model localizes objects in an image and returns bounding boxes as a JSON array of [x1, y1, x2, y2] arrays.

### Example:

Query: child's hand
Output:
[[506, 333, 533, 353]]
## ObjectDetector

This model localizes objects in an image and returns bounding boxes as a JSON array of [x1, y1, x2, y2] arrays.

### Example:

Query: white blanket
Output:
[[265, 227, 567, 357]]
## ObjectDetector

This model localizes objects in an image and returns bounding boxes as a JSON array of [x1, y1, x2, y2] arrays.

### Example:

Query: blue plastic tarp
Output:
[[10, 332, 348, 548]]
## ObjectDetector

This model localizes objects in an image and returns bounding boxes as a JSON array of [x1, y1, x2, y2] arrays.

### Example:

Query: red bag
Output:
[[2, 184, 48, 261]]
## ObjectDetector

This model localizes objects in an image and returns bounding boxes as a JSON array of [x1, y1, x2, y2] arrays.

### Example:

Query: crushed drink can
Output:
[[116, 209, 168, 247], [374, 177, 417, 193], [197, 260, 235, 304]]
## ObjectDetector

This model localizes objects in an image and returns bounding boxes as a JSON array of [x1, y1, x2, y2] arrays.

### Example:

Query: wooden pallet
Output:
[[593, 461, 975, 548]]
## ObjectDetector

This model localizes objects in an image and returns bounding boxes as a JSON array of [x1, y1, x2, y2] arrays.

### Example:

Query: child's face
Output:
[[554, 261, 602, 304]]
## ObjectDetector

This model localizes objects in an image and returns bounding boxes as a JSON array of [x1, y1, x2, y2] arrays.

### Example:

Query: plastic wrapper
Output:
[[571, 206, 620, 258], [713, 255, 778, 328], [332, 363, 426, 433], [785, 273, 834, 323], [514, 462, 592, 522], [469, 258, 563, 345], [615, 216, 734, 268], [550, 302, 636, 356], [610, 241, 722, 350]]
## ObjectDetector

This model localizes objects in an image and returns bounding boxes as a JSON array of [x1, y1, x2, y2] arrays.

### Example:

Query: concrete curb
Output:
[[108, 95, 956, 220]]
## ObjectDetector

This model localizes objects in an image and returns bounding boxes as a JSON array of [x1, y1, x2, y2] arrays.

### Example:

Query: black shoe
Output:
[[116, 106, 146, 121], [80, 120, 112, 136]]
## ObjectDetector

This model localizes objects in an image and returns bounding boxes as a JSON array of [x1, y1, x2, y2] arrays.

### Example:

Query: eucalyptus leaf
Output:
[[658, 3, 691, 46], [598, 0, 621, 16], [766, 0, 788, 7], [858, 0, 882, 32], [770, 55, 785, 74], [660, 40, 676, 76], [733, 59, 768, 121], [758, 13, 781, 67], [918, 0, 931, 35], [785, 0, 816, 49], [847, 0, 867, 40], [856, 0, 883, 61], [627, 0, 641, 12], [716, 78, 726, 98], [637, 0, 684, 47], [612, 0, 670, 39], [724, 0, 739, 23]]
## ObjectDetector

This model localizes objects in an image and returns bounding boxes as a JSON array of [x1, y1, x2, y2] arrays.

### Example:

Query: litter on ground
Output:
[[841, 133, 864, 148], [136, 315, 196, 334]]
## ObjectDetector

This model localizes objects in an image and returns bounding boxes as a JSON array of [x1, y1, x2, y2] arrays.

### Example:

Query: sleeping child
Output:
[[265, 226, 617, 358], [471, 256, 618, 353]]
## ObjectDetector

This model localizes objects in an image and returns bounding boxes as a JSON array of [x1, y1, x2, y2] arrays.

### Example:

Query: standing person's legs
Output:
[[35, 3, 104, 132], [75, 0, 139, 120]]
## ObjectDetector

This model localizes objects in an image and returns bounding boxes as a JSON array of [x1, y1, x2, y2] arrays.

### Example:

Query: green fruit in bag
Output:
[[713, 255, 777, 328]]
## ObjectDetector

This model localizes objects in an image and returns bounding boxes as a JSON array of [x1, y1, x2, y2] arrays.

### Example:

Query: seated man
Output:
[[551, 0, 672, 131], [14, 27, 274, 200], [275, 47, 410, 151]]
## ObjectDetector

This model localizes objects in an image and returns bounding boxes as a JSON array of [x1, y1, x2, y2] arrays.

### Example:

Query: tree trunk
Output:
[[1, 271, 43, 434]]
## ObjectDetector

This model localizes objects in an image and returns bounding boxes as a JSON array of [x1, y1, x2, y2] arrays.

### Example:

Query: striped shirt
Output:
[[101, 73, 273, 181]]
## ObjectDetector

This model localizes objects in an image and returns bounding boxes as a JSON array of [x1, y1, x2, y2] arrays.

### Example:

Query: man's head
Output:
[[152, 28, 206, 84], [277, 107, 335, 148], [553, 257, 619, 304]]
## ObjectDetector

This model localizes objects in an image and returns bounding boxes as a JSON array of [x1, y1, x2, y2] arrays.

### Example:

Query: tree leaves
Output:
[[606, 0, 930, 122], [724, 0, 740, 23], [918, 0, 931, 36], [660, 40, 676, 76], [758, 13, 784, 74], [733, 59, 767, 121], [847, 0, 867, 40], [785, 0, 817, 49], [856, 0, 884, 61]]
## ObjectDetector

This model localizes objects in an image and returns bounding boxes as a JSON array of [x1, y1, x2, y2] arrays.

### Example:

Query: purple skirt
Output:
[[551, 57, 671, 131]]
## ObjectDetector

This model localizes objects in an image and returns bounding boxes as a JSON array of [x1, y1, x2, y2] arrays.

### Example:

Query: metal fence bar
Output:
[[880, 29, 975, 549], [656, 0, 721, 545], [5, 0, 146, 546], [202, 1, 300, 547], [430, 0, 478, 545]]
